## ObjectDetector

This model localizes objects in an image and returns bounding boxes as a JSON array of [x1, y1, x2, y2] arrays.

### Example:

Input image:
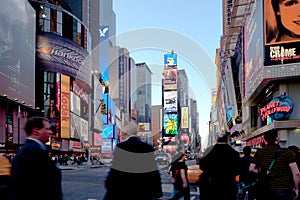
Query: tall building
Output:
[[213, 0, 300, 150], [135, 62, 152, 144], [151, 105, 162, 150]]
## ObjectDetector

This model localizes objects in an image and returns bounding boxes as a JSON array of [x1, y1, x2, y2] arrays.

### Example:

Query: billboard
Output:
[[163, 68, 177, 90], [164, 53, 177, 67], [181, 107, 189, 129], [70, 92, 81, 116], [163, 113, 178, 135], [60, 74, 70, 138], [264, 0, 300, 65], [0, 0, 36, 107], [164, 91, 177, 113], [37, 32, 91, 87], [244, 0, 264, 99]]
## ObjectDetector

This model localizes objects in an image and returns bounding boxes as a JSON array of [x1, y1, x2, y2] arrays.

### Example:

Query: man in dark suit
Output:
[[11, 116, 62, 200], [103, 121, 163, 200]]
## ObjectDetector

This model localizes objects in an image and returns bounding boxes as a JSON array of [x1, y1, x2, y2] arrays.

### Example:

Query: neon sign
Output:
[[260, 95, 293, 121]]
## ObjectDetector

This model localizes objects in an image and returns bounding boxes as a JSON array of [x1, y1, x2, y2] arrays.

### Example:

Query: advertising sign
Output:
[[164, 68, 177, 90], [164, 53, 177, 67], [163, 113, 178, 135], [264, 0, 300, 65], [37, 32, 91, 86], [0, 0, 36, 107], [93, 77, 102, 130], [244, 0, 264, 99], [70, 113, 80, 139], [102, 138, 112, 153], [70, 92, 81, 115], [60, 74, 70, 138], [102, 93, 108, 124], [260, 95, 294, 121], [94, 132, 102, 147], [181, 107, 189, 129], [164, 91, 177, 113], [102, 125, 113, 139]]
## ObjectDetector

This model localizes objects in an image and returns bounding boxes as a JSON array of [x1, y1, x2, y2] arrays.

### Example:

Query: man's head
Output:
[[243, 146, 251, 156], [25, 116, 53, 144], [264, 129, 279, 145], [122, 121, 138, 141], [217, 132, 230, 144]]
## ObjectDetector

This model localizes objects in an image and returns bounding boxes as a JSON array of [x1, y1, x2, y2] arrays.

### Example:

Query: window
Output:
[[50, 8, 57, 32]]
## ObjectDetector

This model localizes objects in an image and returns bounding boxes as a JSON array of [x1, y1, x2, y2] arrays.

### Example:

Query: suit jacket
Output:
[[104, 136, 162, 200], [11, 139, 62, 200]]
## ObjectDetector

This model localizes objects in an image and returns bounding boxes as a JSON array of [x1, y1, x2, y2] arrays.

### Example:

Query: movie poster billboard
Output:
[[164, 68, 177, 90], [163, 113, 178, 136], [264, 0, 300, 65]]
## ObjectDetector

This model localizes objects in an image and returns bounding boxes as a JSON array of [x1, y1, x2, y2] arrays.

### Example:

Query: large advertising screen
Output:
[[0, 0, 36, 107], [164, 91, 177, 113], [244, 0, 264, 99], [37, 32, 91, 87], [164, 53, 177, 67], [163, 68, 177, 90], [264, 0, 300, 65], [60, 74, 70, 138], [163, 113, 178, 136]]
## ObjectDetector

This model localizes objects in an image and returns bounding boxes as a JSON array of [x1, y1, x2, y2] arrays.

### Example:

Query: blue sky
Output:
[[113, 1, 222, 149]]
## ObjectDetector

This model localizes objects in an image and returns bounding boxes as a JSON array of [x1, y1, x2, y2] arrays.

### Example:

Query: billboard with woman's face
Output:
[[264, 0, 300, 65]]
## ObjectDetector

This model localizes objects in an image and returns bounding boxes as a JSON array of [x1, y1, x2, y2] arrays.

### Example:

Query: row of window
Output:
[[32, 1, 90, 51]]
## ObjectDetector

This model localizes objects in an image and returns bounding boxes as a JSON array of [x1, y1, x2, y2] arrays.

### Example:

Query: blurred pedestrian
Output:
[[288, 145, 300, 169], [238, 146, 257, 200], [199, 132, 240, 200], [249, 130, 300, 200], [11, 116, 62, 200], [103, 121, 162, 200], [166, 152, 190, 200]]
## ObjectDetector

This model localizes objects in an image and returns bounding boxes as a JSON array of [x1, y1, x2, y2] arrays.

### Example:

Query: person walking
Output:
[[249, 130, 300, 200], [238, 146, 257, 200], [199, 132, 240, 200], [11, 116, 62, 200], [166, 152, 190, 200], [103, 121, 162, 200]]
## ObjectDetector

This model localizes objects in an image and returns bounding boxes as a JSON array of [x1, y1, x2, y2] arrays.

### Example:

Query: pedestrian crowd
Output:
[[2, 116, 300, 200]]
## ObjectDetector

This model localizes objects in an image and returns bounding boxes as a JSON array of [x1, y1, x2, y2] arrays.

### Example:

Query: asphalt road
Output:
[[61, 164, 200, 200]]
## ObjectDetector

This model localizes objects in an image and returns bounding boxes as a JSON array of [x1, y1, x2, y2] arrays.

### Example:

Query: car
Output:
[[187, 164, 203, 183], [155, 153, 171, 165]]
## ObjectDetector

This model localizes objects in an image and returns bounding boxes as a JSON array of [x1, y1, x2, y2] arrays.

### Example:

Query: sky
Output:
[[113, 1, 222, 149]]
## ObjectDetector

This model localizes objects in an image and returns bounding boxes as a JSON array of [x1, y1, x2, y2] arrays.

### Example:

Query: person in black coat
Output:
[[11, 116, 62, 200], [199, 132, 240, 200], [103, 122, 162, 200]]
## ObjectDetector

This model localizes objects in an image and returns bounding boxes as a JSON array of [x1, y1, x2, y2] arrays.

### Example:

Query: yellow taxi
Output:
[[0, 156, 11, 177], [187, 164, 203, 183]]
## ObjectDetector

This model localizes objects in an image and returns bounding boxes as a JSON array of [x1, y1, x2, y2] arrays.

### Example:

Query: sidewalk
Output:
[[57, 163, 103, 170]]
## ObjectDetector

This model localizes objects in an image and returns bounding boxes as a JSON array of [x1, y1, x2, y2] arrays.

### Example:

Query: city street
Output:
[[61, 164, 200, 200]]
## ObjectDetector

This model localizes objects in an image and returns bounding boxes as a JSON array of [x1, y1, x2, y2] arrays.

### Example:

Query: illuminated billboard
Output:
[[164, 53, 177, 67], [0, 0, 36, 107], [60, 74, 70, 139], [164, 91, 177, 113], [164, 68, 177, 90], [181, 107, 189, 129], [264, 0, 300, 65], [163, 113, 178, 135]]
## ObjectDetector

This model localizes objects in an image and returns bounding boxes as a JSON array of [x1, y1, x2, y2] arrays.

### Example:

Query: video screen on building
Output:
[[0, 0, 36, 107], [163, 113, 178, 136]]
